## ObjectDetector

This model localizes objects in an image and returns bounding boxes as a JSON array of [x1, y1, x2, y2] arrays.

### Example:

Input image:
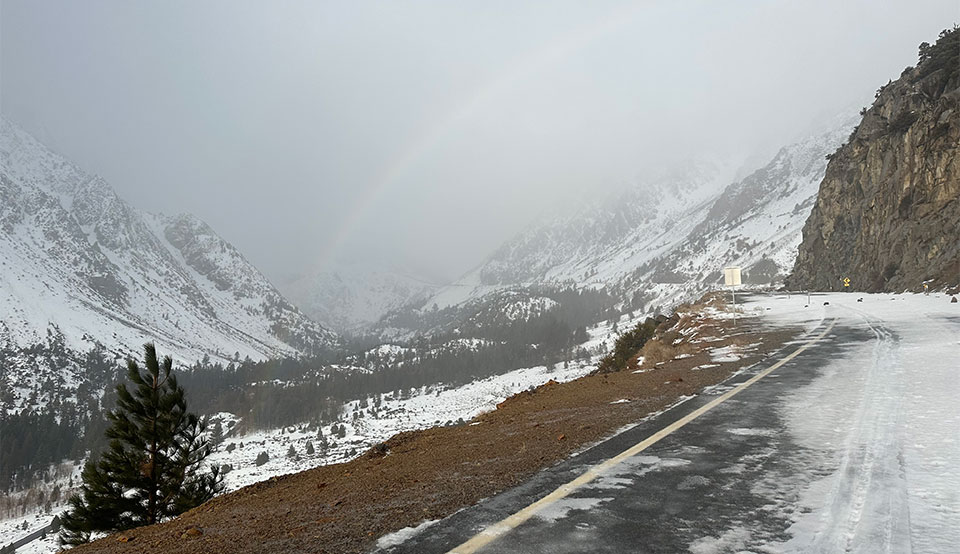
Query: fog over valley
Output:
[[2, 0, 952, 284]]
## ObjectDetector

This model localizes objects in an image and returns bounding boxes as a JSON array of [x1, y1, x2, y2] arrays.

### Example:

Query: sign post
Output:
[[723, 266, 742, 326]]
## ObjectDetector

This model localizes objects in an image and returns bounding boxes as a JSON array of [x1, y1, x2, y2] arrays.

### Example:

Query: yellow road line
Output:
[[448, 319, 837, 554]]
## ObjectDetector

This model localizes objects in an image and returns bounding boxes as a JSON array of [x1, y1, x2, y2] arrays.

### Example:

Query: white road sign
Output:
[[724, 266, 742, 286]]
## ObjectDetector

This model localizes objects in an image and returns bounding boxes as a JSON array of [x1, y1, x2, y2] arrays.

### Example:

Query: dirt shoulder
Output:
[[75, 294, 801, 554]]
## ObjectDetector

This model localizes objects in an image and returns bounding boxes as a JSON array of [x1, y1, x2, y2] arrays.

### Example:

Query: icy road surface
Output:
[[763, 293, 959, 553], [382, 292, 960, 553]]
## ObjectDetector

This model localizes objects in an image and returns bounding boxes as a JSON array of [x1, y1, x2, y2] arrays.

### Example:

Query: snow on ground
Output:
[[207, 356, 601, 494], [499, 296, 559, 321], [0, 459, 82, 552], [375, 519, 439, 550], [0, 511, 59, 554], [688, 527, 752, 554], [741, 291, 960, 552], [13, 533, 60, 554], [708, 342, 760, 363]]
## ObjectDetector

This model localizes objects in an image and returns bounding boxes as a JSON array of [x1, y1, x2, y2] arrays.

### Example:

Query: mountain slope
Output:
[[416, 117, 856, 327], [0, 116, 337, 373], [480, 161, 735, 286], [644, 113, 858, 288], [423, 160, 737, 312], [283, 263, 440, 333], [788, 28, 960, 292]]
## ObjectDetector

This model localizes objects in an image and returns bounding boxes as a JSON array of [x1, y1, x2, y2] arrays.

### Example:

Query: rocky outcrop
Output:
[[787, 28, 959, 292]]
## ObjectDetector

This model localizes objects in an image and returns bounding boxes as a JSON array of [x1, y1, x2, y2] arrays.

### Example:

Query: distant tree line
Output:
[[180, 339, 549, 430], [178, 284, 633, 431], [0, 336, 121, 492]]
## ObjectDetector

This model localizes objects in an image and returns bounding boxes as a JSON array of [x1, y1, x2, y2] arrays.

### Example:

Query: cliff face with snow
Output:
[[0, 116, 338, 369], [788, 28, 960, 292]]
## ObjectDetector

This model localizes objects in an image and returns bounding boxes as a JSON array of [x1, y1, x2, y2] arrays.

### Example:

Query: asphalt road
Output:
[[377, 316, 869, 554]]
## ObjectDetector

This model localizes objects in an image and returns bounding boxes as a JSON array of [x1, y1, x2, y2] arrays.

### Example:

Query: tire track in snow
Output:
[[802, 307, 912, 554]]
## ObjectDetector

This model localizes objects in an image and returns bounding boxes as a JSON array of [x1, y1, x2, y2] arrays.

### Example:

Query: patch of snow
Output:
[[375, 519, 439, 549], [533, 497, 614, 524], [726, 427, 778, 437], [688, 527, 752, 554]]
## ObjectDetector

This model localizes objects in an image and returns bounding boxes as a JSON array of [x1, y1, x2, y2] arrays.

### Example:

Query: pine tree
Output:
[[59, 344, 223, 546], [210, 419, 224, 447]]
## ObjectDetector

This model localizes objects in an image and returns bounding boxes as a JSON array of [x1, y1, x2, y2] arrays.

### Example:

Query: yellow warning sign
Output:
[[843, 277, 851, 288]]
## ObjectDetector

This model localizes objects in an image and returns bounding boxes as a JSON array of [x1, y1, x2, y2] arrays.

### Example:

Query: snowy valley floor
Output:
[[62, 293, 799, 554]]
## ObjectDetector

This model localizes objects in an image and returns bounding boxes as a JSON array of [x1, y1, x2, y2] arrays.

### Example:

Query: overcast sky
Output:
[[1, 1, 956, 284]]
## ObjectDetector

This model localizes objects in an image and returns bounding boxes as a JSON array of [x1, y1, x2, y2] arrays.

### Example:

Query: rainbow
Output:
[[315, 3, 650, 270]]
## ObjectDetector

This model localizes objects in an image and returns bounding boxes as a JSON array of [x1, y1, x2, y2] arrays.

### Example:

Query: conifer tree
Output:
[[59, 344, 223, 546], [210, 419, 224, 447]]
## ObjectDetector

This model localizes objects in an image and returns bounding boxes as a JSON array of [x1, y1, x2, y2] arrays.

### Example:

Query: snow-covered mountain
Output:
[[644, 114, 858, 287], [282, 262, 442, 333], [0, 116, 338, 369], [424, 160, 737, 310], [422, 114, 858, 317], [482, 160, 735, 284]]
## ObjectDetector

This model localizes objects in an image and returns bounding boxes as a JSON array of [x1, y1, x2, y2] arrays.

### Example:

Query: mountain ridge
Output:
[[0, 116, 338, 373], [403, 114, 858, 334]]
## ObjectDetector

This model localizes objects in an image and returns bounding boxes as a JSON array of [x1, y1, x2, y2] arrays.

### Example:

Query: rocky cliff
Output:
[[788, 28, 959, 292]]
